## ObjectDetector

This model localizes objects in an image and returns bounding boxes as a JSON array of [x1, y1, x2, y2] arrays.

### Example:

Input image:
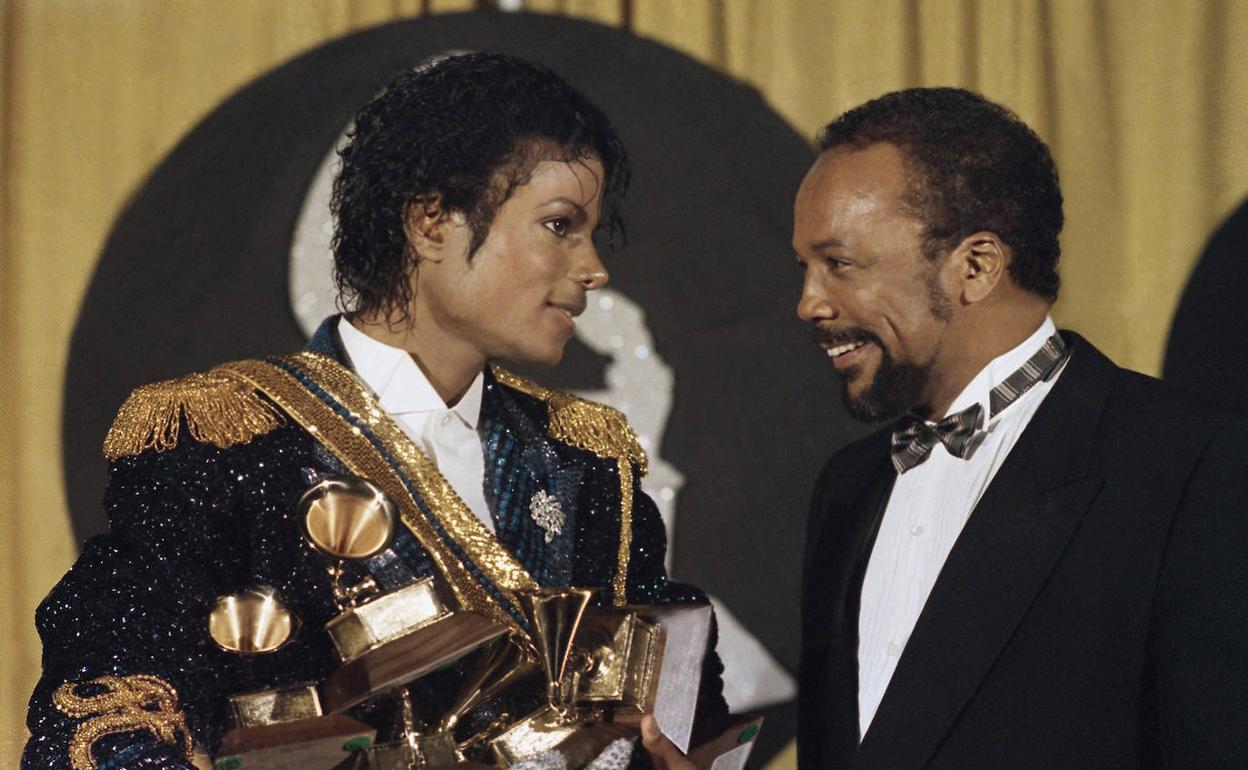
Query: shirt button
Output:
[[887, 642, 902, 657], [911, 524, 924, 537]]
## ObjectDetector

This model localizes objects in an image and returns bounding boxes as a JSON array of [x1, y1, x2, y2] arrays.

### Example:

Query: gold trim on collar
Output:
[[491, 365, 648, 476], [491, 364, 641, 606], [222, 355, 536, 632], [53, 674, 192, 770], [102, 371, 285, 460]]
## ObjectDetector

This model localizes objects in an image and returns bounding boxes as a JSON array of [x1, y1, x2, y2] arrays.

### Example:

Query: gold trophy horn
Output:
[[518, 587, 596, 715], [299, 475, 398, 609], [208, 585, 299, 655], [439, 633, 540, 741]]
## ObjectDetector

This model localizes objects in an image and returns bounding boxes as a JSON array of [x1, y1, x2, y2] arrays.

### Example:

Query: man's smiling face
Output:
[[792, 142, 956, 421]]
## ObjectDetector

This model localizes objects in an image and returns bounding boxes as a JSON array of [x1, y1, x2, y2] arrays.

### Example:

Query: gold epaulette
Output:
[[102, 366, 286, 460], [491, 364, 648, 476]]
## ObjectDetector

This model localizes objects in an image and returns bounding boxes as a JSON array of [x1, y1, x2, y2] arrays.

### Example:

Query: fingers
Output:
[[641, 714, 695, 770]]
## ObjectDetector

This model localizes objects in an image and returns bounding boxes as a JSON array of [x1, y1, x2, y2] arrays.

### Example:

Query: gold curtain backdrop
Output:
[[2, 1, 1246, 767]]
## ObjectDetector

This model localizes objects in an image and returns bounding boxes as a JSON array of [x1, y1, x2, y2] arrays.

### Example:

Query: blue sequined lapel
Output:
[[480, 370, 583, 587]]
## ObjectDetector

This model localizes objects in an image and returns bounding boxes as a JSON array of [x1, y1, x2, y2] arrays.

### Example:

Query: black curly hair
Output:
[[819, 87, 1063, 300], [331, 52, 630, 318]]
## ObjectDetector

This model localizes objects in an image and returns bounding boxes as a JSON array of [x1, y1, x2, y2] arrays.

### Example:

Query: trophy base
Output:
[[339, 731, 458, 770], [323, 611, 508, 712], [214, 713, 375, 770], [490, 706, 632, 769]]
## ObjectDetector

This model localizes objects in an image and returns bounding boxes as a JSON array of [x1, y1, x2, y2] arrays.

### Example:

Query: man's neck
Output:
[[917, 302, 1051, 419], [348, 314, 483, 407]]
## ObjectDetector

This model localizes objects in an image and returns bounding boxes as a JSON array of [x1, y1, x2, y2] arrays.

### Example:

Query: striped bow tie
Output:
[[890, 334, 1070, 474]]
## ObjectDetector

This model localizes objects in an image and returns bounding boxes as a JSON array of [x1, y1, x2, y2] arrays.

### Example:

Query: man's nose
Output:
[[572, 245, 609, 290], [797, 275, 837, 322]]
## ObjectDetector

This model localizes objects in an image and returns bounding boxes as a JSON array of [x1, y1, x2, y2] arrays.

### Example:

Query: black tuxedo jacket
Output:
[[799, 332, 1248, 769]]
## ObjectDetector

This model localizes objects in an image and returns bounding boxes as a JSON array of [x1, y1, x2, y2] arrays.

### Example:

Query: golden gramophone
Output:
[[207, 586, 375, 770], [488, 588, 637, 768], [298, 476, 508, 712]]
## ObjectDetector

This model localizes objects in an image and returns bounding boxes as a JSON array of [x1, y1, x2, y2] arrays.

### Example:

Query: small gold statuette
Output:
[[528, 490, 564, 543], [207, 586, 375, 770], [300, 476, 508, 712], [490, 587, 632, 767]]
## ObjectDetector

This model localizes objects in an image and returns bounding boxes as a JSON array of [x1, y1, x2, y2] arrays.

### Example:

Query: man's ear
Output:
[[952, 231, 1009, 303], [403, 193, 453, 262]]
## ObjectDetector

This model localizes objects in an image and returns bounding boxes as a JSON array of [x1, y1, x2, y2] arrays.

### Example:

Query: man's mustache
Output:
[[810, 325, 882, 349]]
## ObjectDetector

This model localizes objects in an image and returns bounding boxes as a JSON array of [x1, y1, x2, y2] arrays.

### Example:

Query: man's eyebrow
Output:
[[808, 237, 846, 251], [539, 196, 589, 215]]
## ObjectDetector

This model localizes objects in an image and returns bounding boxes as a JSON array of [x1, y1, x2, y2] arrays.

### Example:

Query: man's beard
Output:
[[814, 326, 931, 422], [823, 267, 948, 422], [841, 342, 929, 422]]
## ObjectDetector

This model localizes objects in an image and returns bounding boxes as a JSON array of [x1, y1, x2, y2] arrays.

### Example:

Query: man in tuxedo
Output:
[[794, 87, 1248, 768]]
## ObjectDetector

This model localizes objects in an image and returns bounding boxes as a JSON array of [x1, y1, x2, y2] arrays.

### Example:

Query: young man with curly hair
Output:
[[25, 53, 722, 770]]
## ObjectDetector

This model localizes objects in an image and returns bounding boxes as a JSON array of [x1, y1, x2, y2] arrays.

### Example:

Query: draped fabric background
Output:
[[2, 1, 1246, 767]]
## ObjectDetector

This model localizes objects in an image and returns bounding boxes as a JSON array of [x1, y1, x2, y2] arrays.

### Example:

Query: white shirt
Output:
[[335, 317, 493, 532], [856, 317, 1065, 738]]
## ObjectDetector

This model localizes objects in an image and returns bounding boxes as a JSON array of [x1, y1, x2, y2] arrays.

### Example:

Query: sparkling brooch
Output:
[[529, 490, 565, 543]]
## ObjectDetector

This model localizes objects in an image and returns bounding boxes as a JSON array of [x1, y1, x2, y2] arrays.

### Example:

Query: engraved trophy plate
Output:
[[490, 706, 584, 766], [228, 683, 322, 730], [324, 577, 450, 663]]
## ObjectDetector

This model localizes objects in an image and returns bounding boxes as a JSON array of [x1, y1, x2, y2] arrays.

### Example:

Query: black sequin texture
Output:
[[24, 340, 726, 769]]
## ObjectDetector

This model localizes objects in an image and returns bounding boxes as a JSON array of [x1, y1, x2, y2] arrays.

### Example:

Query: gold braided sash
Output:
[[222, 354, 538, 633], [53, 674, 192, 770]]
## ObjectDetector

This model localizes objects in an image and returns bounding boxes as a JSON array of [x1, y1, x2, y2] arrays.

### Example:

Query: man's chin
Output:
[[843, 389, 898, 423], [839, 369, 921, 423]]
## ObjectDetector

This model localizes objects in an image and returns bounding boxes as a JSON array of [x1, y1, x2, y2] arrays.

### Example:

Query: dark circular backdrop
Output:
[[63, 12, 871, 764]]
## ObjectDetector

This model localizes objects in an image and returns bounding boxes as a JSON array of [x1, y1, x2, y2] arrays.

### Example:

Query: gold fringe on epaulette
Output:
[[491, 365, 648, 475], [545, 392, 648, 477], [103, 369, 285, 460]]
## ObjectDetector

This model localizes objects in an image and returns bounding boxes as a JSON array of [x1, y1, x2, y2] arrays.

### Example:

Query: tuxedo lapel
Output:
[[853, 333, 1116, 768], [802, 430, 896, 770]]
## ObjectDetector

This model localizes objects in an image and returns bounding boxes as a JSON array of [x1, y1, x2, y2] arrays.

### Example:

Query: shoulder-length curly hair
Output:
[[331, 52, 630, 319]]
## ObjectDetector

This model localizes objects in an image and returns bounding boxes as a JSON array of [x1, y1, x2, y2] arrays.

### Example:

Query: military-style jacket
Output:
[[23, 318, 725, 770]]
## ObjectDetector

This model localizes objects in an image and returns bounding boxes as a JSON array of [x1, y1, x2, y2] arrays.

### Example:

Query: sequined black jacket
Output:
[[24, 318, 726, 769]]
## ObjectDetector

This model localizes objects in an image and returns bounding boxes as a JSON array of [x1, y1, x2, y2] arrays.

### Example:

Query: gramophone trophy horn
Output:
[[439, 634, 539, 735], [490, 587, 639, 767], [519, 587, 595, 714], [209, 585, 300, 655]]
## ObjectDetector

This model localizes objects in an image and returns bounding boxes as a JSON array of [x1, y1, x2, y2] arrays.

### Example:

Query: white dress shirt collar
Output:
[[939, 315, 1058, 422], [335, 316, 483, 428]]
